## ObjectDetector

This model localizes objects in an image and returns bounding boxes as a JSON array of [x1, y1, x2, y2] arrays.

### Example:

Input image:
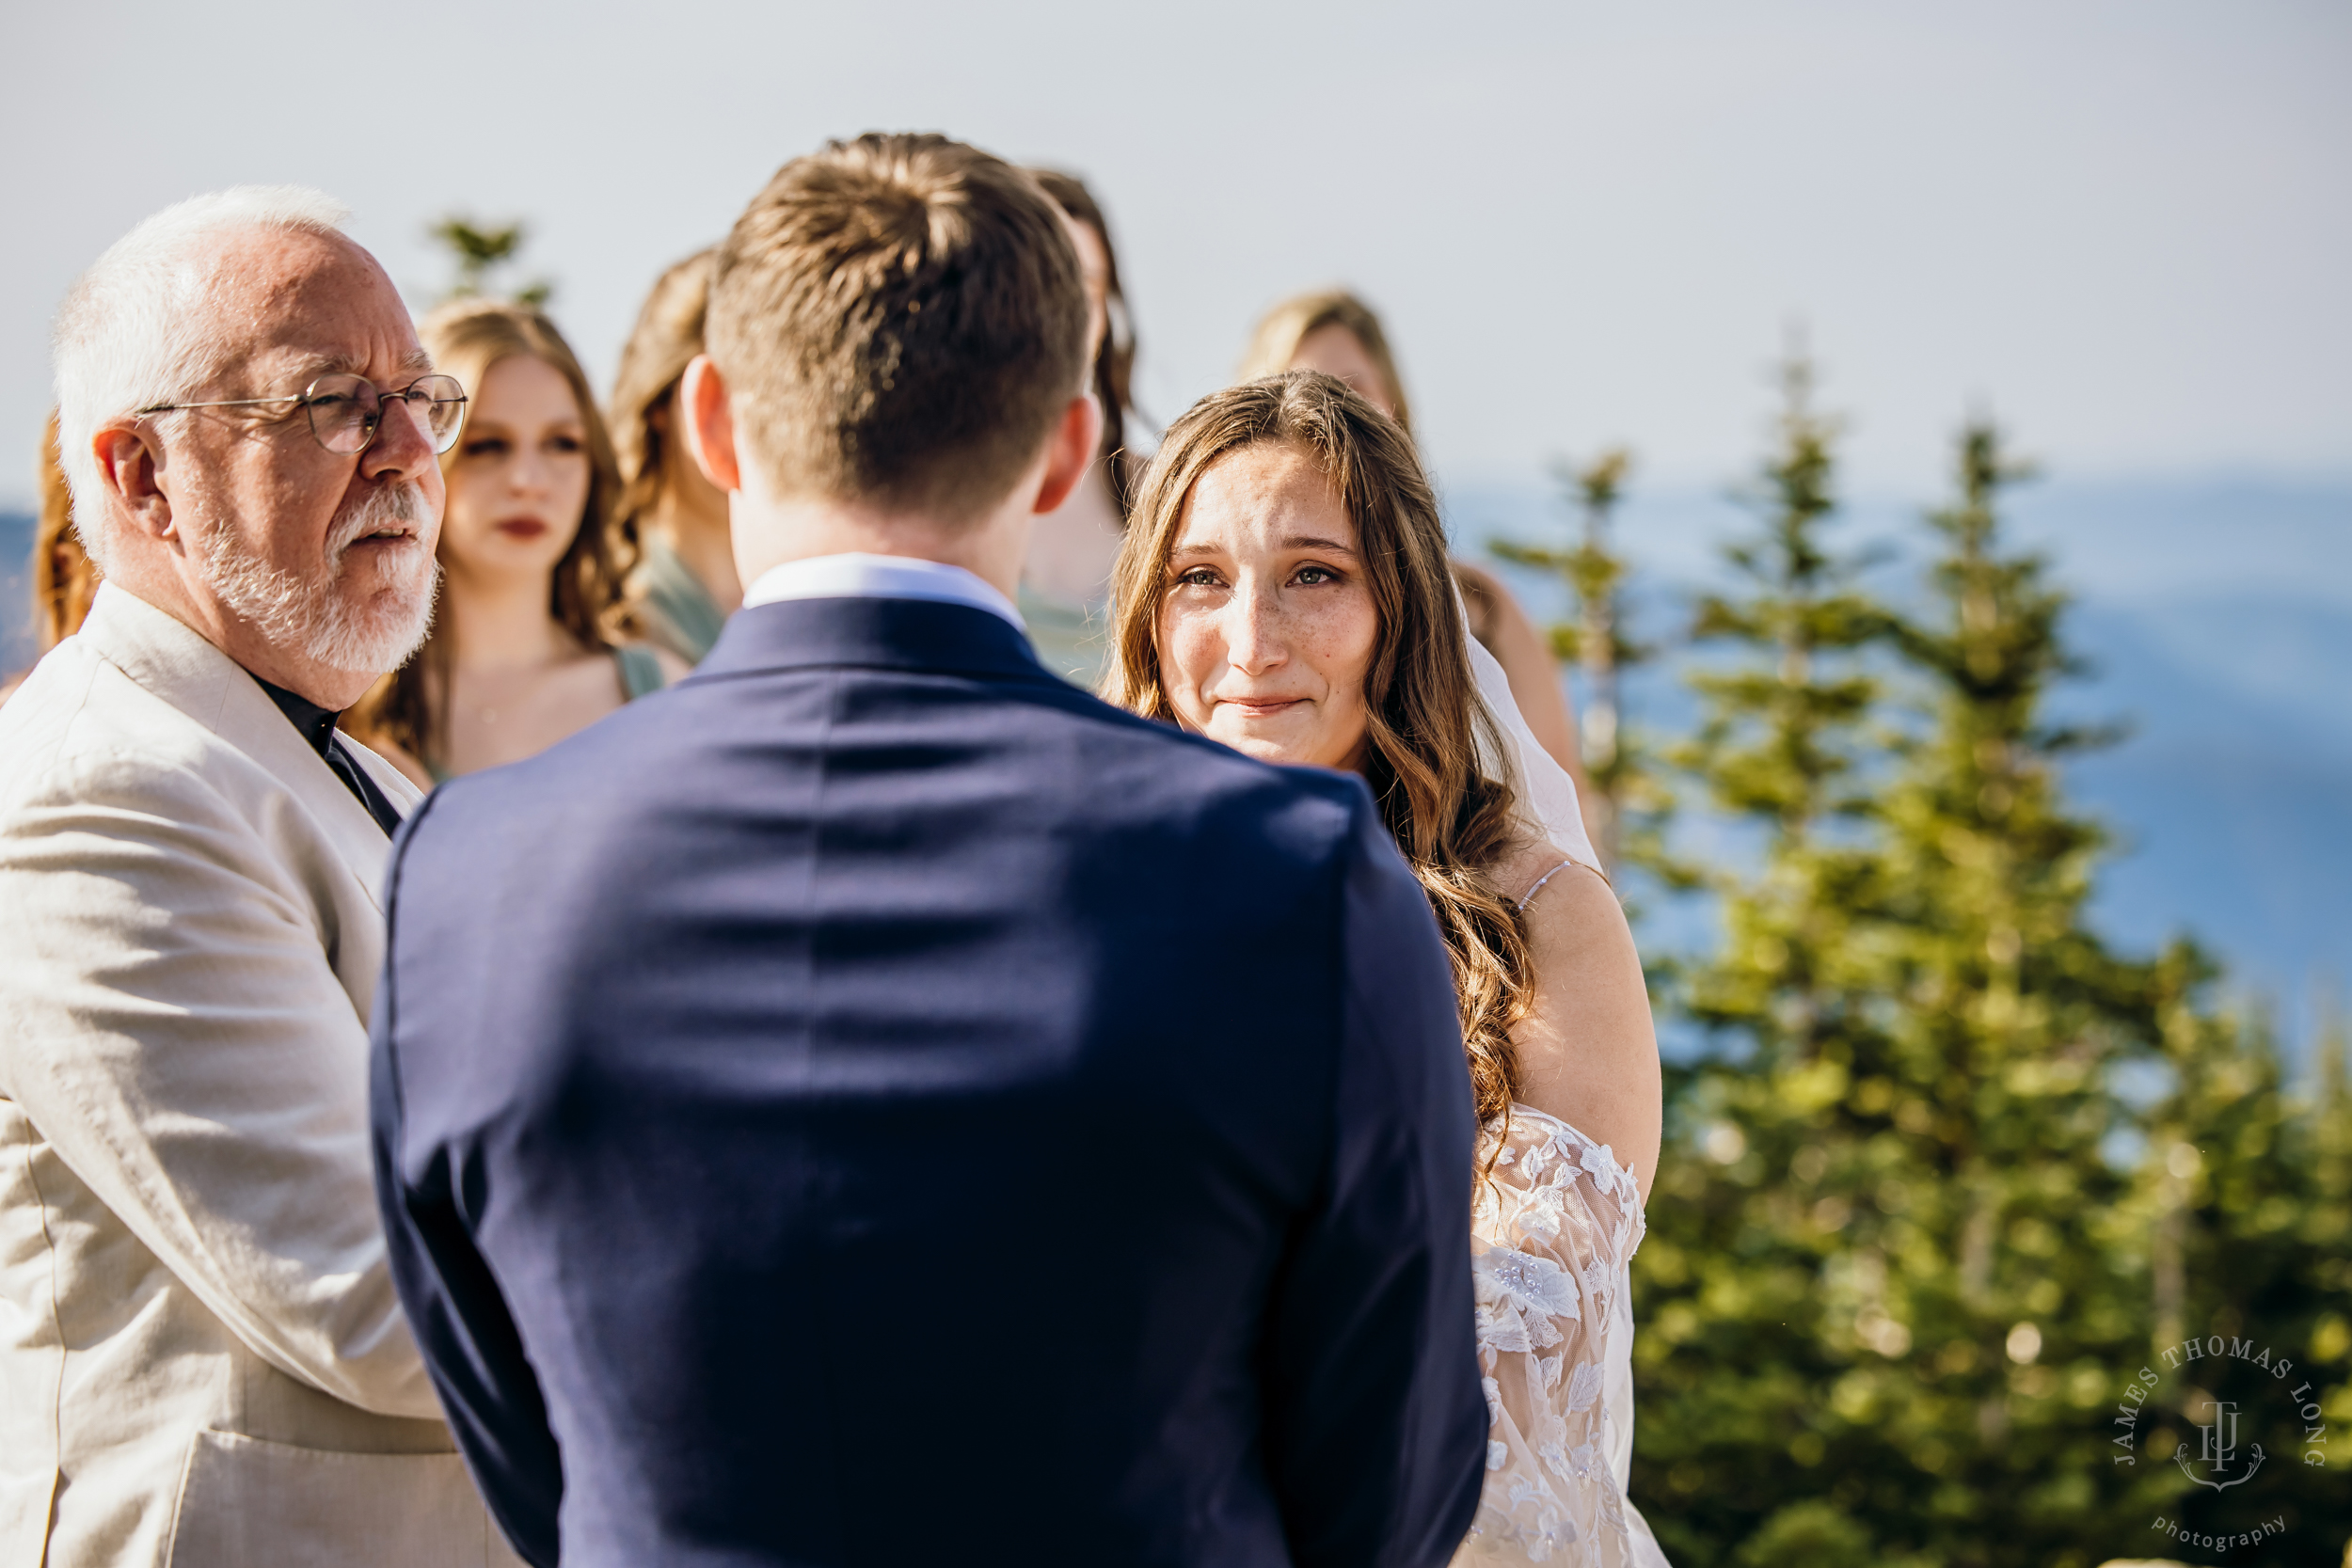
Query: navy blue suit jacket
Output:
[[371, 596, 1486, 1567]]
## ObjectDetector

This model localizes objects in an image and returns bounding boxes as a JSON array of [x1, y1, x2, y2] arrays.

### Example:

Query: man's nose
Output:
[[360, 394, 437, 483]]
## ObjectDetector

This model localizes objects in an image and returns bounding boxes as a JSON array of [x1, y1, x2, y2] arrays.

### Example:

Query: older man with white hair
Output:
[[0, 188, 520, 1566]]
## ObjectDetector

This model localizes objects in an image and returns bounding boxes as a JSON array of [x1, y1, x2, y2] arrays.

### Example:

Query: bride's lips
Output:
[[1217, 697, 1309, 719], [494, 516, 550, 540]]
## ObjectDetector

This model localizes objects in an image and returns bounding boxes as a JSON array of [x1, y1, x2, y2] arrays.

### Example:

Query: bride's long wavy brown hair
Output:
[[1104, 372, 1532, 1129]]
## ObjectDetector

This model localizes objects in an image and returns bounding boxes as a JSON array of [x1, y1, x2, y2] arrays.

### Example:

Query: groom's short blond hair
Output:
[[707, 133, 1089, 524]]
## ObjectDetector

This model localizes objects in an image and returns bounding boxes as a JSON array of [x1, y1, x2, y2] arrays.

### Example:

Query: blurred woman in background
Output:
[[0, 411, 97, 705], [1237, 289, 1597, 842], [1021, 169, 1144, 686], [348, 300, 682, 784], [610, 248, 739, 665]]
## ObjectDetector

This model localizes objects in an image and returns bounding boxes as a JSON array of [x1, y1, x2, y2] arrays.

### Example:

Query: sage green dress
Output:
[[612, 643, 667, 700]]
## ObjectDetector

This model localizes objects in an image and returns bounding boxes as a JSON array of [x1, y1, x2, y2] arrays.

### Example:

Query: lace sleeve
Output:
[[1454, 1106, 1661, 1566]]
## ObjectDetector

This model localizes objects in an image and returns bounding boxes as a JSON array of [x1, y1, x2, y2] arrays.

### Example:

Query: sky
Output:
[[2, 0, 2346, 509]]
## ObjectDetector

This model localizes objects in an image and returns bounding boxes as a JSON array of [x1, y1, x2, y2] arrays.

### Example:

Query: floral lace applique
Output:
[[1454, 1107, 1666, 1567]]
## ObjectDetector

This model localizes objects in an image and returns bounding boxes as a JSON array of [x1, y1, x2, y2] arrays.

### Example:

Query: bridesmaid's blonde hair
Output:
[[1235, 290, 1414, 437], [1106, 372, 1530, 1130]]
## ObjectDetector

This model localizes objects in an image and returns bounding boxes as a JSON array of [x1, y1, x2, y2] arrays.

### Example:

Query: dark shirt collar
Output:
[[244, 670, 406, 837], [249, 673, 342, 758]]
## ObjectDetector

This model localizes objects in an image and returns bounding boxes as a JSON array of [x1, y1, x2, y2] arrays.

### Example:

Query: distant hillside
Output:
[[2058, 595, 2352, 1024], [0, 510, 31, 673], [1452, 473, 2352, 1053]]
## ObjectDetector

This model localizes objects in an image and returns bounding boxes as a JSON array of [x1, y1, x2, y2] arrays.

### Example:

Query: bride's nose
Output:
[[1223, 578, 1288, 675]]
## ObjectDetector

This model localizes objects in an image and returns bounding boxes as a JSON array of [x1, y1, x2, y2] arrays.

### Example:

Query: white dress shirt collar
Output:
[[739, 553, 1025, 631]]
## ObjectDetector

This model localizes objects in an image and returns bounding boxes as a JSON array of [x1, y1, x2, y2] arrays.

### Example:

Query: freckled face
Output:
[[1156, 441, 1379, 772]]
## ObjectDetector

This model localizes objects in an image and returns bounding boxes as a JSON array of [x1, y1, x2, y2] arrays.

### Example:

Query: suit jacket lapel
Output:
[[75, 585, 403, 910]]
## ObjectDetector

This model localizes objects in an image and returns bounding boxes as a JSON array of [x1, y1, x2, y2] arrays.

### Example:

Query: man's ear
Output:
[[680, 355, 743, 494], [93, 423, 173, 541], [1030, 392, 1104, 517]]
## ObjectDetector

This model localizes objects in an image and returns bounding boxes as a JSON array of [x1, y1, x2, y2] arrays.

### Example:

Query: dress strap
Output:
[[1516, 858, 1580, 912]]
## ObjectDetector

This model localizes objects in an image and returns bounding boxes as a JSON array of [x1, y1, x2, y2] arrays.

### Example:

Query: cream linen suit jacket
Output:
[[0, 585, 521, 1568]]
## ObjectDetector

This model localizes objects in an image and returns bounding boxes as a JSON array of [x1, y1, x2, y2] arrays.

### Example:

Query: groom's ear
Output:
[[681, 355, 745, 495], [1028, 391, 1104, 517]]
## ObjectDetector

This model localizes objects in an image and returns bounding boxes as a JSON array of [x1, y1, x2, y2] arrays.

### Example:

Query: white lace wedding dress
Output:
[[1447, 612, 1670, 1563], [1452, 1106, 1670, 1566]]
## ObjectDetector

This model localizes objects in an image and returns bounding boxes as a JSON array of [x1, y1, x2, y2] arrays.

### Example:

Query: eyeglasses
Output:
[[138, 373, 469, 456]]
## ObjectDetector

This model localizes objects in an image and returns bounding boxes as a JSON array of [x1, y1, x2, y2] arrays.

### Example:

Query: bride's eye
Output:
[[1293, 564, 1342, 586], [1173, 566, 1225, 589]]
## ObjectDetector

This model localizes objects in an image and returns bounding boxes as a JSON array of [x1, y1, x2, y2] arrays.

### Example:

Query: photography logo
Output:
[[2178, 1399, 2261, 1489], [2109, 1329, 2329, 1556]]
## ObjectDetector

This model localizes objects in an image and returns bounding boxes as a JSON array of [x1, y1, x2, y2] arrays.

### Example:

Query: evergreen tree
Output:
[[1629, 404, 2217, 1565], [1630, 353, 1913, 1564], [2133, 974, 2352, 1557], [1875, 422, 2345, 1558], [1670, 354, 1890, 1032], [1490, 447, 1683, 883], [1855, 420, 2189, 1557]]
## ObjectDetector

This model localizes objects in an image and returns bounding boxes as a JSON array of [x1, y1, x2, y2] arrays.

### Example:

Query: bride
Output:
[[1104, 372, 1670, 1566]]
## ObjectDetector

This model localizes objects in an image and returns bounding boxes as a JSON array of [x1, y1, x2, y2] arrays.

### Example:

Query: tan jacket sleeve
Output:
[[0, 742, 438, 1419]]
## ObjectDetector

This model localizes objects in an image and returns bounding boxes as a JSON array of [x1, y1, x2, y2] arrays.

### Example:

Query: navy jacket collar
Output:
[[690, 594, 1057, 685]]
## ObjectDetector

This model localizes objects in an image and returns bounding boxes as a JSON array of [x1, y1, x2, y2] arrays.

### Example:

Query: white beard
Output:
[[197, 483, 441, 676]]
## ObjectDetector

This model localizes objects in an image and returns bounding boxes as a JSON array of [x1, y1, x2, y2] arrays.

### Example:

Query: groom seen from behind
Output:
[[371, 133, 1489, 1567]]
